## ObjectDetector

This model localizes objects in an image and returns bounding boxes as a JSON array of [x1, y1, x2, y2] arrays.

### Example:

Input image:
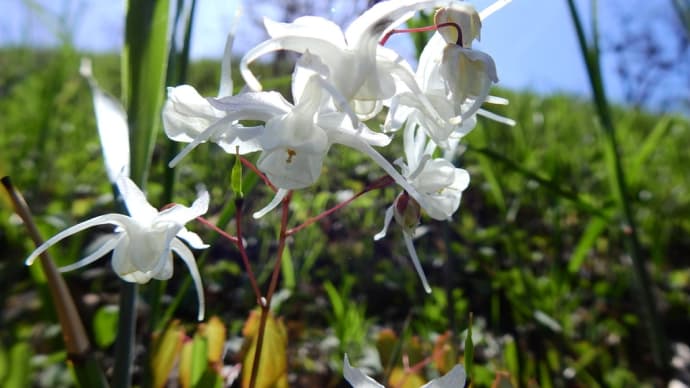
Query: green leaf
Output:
[[464, 314, 474, 381], [323, 281, 343, 319], [280, 243, 295, 291], [0, 342, 6, 383], [190, 333, 209, 387], [122, 0, 171, 185], [629, 116, 673, 183], [151, 320, 184, 388], [203, 316, 227, 364], [241, 309, 288, 388], [93, 305, 119, 348], [568, 216, 609, 273], [504, 336, 519, 380], [5, 342, 31, 388]]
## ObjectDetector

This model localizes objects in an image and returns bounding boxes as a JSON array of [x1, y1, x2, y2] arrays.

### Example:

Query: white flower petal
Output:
[[374, 205, 395, 241], [257, 147, 325, 190], [210, 91, 293, 120], [116, 176, 158, 222], [59, 234, 123, 272], [111, 234, 154, 284], [441, 46, 497, 124], [264, 16, 347, 49], [477, 108, 516, 126], [345, 0, 448, 47], [152, 255, 174, 281], [168, 116, 236, 167], [253, 188, 290, 219], [127, 225, 179, 275], [343, 354, 384, 388], [171, 239, 205, 321], [319, 112, 390, 148], [240, 36, 344, 92], [403, 231, 431, 294], [176, 228, 208, 249], [157, 190, 209, 226], [25, 213, 131, 266], [163, 85, 225, 143], [420, 364, 467, 388]]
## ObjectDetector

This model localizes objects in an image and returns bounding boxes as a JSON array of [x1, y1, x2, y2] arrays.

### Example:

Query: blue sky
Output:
[[0, 0, 657, 104]]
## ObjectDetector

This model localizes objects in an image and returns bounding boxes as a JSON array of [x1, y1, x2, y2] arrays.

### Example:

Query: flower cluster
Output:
[[163, 0, 512, 294], [24, 0, 511, 331]]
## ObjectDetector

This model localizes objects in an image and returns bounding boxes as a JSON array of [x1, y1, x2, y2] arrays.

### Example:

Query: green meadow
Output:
[[1, 3, 689, 387]]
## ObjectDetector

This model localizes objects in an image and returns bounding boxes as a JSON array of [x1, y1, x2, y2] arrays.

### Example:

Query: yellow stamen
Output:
[[286, 148, 296, 163]]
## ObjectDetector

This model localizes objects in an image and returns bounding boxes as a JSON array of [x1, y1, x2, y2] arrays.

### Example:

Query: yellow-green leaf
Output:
[[204, 316, 227, 365], [241, 309, 288, 388], [179, 340, 193, 388], [375, 328, 398, 371], [388, 367, 425, 388], [92, 305, 119, 349], [151, 320, 185, 388]]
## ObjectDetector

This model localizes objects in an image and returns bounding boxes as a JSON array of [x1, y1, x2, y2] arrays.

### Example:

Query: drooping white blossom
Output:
[[25, 176, 209, 321]]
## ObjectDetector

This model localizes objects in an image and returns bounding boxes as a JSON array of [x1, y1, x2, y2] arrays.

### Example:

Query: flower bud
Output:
[[393, 191, 421, 232], [434, 4, 481, 47]]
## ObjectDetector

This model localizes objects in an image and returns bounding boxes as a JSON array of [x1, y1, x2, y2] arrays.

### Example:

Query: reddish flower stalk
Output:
[[379, 22, 463, 46], [234, 199, 263, 304], [249, 191, 293, 388], [194, 216, 239, 244], [287, 175, 395, 236], [241, 156, 276, 192]]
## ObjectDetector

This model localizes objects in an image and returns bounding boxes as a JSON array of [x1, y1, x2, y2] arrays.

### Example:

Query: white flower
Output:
[[240, 0, 455, 120], [386, 1, 514, 148], [163, 32, 264, 167], [25, 176, 209, 321], [375, 123, 469, 293], [179, 52, 389, 196], [344, 354, 467, 388], [163, 85, 264, 166]]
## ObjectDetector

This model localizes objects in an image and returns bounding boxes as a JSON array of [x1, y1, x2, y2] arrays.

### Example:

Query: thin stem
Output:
[[379, 22, 463, 46], [234, 198, 263, 303], [287, 175, 394, 236], [2, 176, 108, 388], [249, 300, 269, 388], [266, 191, 292, 303], [196, 212, 263, 303], [565, 0, 668, 370], [241, 156, 276, 192], [248, 191, 292, 388], [112, 180, 136, 388], [113, 282, 137, 388], [195, 216, 239, 244]]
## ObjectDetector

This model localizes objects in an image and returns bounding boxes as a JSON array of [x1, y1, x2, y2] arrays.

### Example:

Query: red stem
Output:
[[241, 156, 276, 192], [380, 24, 438, 45], [248, 190, 292, 388], [195, 216, 239, 244], [266, 191, 292, 302], [287, 175, 394, 236], [234, 200, 263, 304], [379, 22, 463, 46]]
